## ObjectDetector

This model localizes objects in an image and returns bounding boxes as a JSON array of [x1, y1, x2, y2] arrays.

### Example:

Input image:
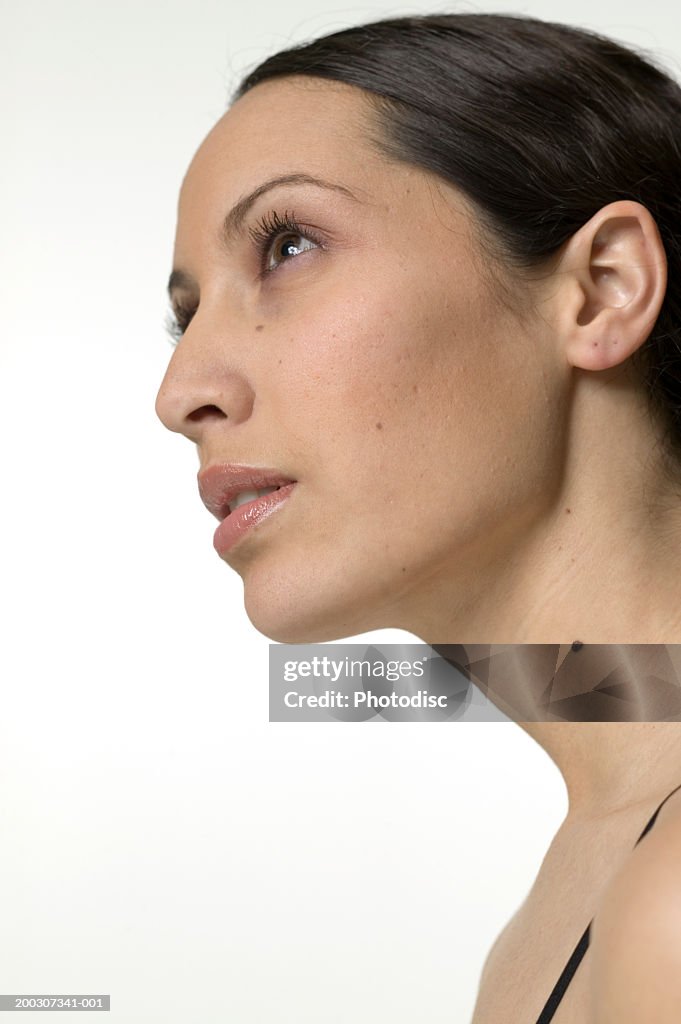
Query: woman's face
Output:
[[156, 76, 564, 643]]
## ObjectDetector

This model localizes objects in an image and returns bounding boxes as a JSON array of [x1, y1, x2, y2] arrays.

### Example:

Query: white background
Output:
[[2, 1, 680, 1020]]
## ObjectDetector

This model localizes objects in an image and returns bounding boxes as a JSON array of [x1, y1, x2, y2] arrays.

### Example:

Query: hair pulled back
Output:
[[232, 12, 681, 478]]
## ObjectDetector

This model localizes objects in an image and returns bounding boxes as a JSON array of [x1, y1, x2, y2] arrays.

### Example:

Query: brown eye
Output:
[[264, 232, 318, 272], [248, 208, 324, 277]]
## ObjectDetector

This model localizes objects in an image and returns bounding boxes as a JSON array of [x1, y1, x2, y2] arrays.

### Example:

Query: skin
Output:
[[156, 76, 679, 646], [156, 72, 681, 797], [156, 75, 681, 1019]]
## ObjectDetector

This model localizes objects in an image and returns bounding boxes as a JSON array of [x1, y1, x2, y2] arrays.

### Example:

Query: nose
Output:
[[155, 331, 255, 445]]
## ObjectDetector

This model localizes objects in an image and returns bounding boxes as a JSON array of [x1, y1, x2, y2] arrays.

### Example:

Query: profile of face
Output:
[[155, 76, 663, 644]]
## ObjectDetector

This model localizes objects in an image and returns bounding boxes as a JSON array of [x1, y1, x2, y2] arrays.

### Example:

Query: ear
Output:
[[547, 200, 667, 372]]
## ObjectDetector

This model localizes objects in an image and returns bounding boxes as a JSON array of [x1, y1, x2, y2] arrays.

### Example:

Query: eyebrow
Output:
[[167, 172, 366, 298]]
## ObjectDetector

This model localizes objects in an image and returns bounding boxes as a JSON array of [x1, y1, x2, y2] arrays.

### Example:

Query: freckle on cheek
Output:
[[376, 422, 383, 430], [255, 324, 264, 332]]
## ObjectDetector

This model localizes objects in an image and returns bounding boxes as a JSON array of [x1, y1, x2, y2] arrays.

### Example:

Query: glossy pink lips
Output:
[[212, 482, 296, 556], [197, 464, 297, 557]]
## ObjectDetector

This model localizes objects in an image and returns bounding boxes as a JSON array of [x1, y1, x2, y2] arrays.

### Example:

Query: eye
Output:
[[164, 302, 195, 346], [162, 209, 324, 344], [249, 208, 324, 275]]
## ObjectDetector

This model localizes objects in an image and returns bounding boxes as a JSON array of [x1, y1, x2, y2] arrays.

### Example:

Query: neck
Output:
[[520, 720, 681, 823], [402, 368, 681, 644], [432, 643, 681, 821]]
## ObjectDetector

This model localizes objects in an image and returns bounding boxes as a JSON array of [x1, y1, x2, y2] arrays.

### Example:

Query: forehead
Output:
[[177, 78, 382, 218], [171, 75, 503, 306], [176, 77, 479, 244]]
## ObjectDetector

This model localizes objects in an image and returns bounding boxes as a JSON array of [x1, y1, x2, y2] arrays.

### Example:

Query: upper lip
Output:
[[197, 463, 297, 520]]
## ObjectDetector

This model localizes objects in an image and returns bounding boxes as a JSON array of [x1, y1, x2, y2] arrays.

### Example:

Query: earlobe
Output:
[[556, 200, 667, 373]]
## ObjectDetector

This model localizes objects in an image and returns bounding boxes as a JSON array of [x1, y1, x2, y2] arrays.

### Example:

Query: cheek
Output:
[[244, 273, 564, 632], [285, 275, 527, 475], [274, 269, 559, 560]]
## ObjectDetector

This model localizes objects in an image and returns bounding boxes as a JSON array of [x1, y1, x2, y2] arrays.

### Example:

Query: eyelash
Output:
[[164, 208, 323, 344], [249, 207, 323, 274]]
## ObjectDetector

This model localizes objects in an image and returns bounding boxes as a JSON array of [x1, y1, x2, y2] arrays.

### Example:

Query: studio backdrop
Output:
[[3, 1, 681, 1021]]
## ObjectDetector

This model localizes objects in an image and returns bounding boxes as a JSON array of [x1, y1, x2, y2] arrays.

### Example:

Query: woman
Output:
[[155, 12, 681, 1021]]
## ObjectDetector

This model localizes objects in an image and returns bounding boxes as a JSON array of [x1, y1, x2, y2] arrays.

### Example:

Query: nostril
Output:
[[187, 404, 227, 423]]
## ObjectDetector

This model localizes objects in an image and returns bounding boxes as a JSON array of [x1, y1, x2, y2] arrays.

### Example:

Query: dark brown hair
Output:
[[232, 12, 681, 478]]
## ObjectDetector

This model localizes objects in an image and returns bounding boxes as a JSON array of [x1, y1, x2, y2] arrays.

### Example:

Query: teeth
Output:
[[230, 486, 280, 512]]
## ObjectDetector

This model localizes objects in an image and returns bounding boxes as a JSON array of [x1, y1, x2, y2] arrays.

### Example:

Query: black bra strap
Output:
[[534, 780, 681, 1023], [535, 923, 590, 1023], [634, 781, 681, 845]]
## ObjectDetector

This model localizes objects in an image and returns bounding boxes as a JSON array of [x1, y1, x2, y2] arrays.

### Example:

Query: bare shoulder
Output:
[[589, 802, 681, 1022]]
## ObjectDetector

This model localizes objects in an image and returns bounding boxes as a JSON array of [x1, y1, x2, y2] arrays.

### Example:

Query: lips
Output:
[[198, 464, 297, 520]]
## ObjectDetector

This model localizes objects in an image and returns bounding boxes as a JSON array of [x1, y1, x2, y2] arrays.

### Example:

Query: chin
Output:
[[243, 600, 358, 644], [242, 579, 380, 645]]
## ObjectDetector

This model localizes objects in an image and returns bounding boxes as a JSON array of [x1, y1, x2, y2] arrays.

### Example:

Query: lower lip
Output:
[[213, 483, 297, 556]]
